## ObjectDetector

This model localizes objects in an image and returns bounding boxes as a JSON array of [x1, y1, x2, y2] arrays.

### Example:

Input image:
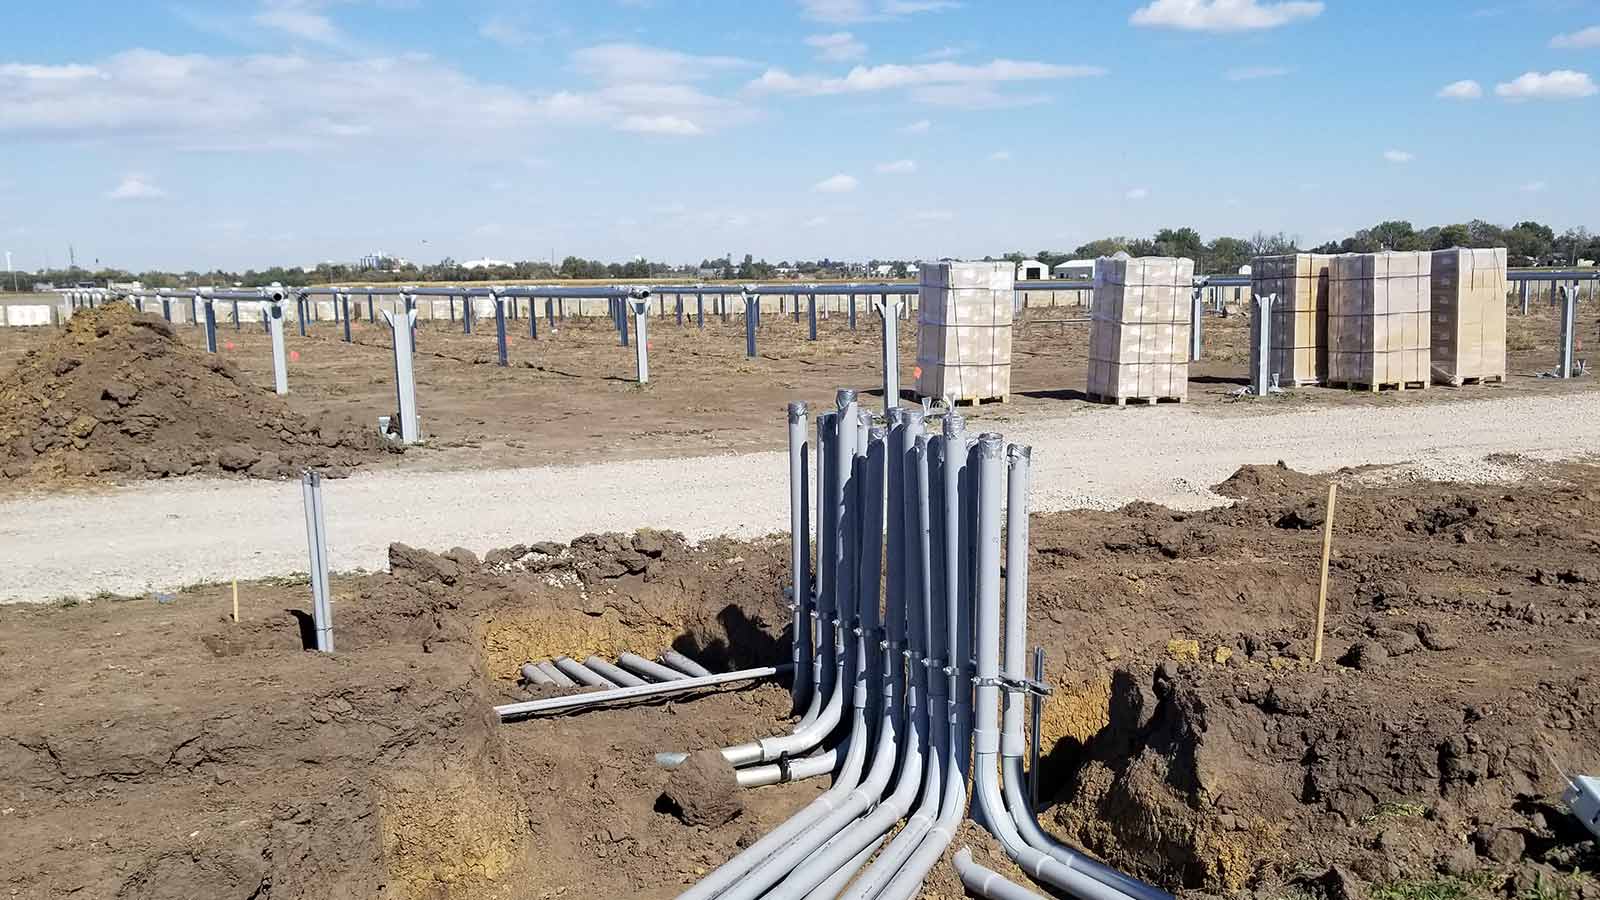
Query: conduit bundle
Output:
[[660, 389, 1174, 900]]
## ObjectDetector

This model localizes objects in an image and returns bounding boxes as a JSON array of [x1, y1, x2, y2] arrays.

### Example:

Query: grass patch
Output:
[[1372, 873, 1499, 900]]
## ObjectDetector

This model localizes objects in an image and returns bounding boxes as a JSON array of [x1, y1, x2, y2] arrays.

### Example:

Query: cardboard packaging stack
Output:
[[1251, 253, 1333, 386], [914, 261, 1014, 402], [1430, 247, 1508, 385], [1327, 251, 1432, 387], [1086, 256, 1193, 402]]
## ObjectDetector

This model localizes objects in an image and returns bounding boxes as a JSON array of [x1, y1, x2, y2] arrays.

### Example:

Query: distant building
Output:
[[1238, 264, 1253, 276], [359, 252, 409, 272], [1051, 260, 1095, 279], [874, 264, 895, 278], [461, 258, 511, 270], [1016, 259, 1047, 280]]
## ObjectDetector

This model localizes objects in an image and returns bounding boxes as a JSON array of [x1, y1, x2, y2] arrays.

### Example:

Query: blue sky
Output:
[[1, 0, 1597, 272]]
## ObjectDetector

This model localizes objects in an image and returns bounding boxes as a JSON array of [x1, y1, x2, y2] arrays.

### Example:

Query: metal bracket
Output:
[[998, 674, 1052, 696]]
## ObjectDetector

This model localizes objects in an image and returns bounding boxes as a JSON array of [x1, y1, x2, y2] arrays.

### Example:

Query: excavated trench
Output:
[[5, 461, 1600, 900]]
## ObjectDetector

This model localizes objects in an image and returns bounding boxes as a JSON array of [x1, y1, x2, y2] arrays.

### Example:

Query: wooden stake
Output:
[[231, 579, 239, 623], [1313, 482, 1338, 663]]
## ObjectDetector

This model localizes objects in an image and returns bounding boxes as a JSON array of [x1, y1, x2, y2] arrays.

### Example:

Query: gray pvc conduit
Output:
[[841, 430, 950, 900], [772, 414, 926, 899], [585, 656, 647, 688], [872, 424, 972, 900], [1000, 446, 1174, 900], [673, 409, 875, 900], [721, 427, 895, 900], [618, 653, 687, 682], [965, 436, 1135, 900], [804, 834, 886, 900], [555, 656, 614, 688], [789, 401, 814, 716], [953, 848, 1050, 900], [660, 395, 857, 775], [661, 650, 713, 678], [521, 662, 555, 686], [538, 661, 578, 687], [799, 408, 838, 732]]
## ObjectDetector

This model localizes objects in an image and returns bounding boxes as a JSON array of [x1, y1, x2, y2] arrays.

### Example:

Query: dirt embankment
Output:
[[0, 527, 800, 900], [0, 303, 395, 487], [2, 463, 1599, 900]]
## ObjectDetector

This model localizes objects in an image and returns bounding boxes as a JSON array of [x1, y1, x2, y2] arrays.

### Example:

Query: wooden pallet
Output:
[[1326, 380, 1429, 393], [1437, 374, 1506, 387], [908, 392, 1010, 408], [1086, 393, 1186, 407]]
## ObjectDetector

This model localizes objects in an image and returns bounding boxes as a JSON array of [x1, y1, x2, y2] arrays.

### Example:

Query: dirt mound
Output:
[[1213, 460, 1329, 499], [0, 303, 395, 484]]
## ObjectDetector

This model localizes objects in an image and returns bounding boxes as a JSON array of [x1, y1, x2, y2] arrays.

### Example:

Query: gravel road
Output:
[[2, 392, 1595, 602]]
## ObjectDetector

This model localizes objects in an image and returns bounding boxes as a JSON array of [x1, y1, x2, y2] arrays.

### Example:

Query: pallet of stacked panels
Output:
[[1430, 247, 1507, 386], [914, 261, 1014, 405], [1327, 251, 1432, 392], [1086, 256, 1193, 405]]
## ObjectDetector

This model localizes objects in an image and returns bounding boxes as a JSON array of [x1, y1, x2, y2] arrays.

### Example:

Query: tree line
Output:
[[1005, 219, 1595, 275]]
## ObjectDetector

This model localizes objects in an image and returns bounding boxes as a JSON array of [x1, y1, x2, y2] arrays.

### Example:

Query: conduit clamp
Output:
[[998, 673, 1053, 698]]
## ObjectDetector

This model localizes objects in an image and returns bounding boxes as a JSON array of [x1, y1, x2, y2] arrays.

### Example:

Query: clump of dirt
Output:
[[1022, 460, 1600, 900], [659, 750, 745, 827], [0, 303, 396, 484]]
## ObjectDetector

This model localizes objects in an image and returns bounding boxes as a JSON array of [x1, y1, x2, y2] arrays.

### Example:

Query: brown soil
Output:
[[3, 462, 1599, 900], [0, 304, 396, 485], [0, 299, 1592, 490]]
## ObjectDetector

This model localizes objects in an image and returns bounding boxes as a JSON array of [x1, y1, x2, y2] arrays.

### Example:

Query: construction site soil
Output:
[[2, 461, 1597, 900], [0, 298, 1592, 490], [0, 305, 395, 487]]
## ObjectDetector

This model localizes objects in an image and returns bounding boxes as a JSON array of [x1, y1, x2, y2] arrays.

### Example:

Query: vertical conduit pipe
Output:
[[1000, 445, 1172, 900], [789, 402, 814, 715]]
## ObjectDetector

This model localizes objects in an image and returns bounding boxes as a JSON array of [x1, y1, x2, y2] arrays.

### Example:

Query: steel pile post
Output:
[[233, 299, 241, 330], [338, 293, 351, 343], [849, 293, 857, 331], [493, 293, 508, 367], [296, 295, 307, 337], [876, 295, 902, 413], [697, 292, 705, 329], [676, 296, 684, 327], [529, 297, 540, 340], [1521, 280, 1530, 316], [161, 297, 172, 322], [1558, 284, 1578, 379], [268, 297, 289, 395], [382, 307, 421, 444], [744, 291, 758, 358], [367, 292, 375, 323], [463, 294, 474, 335], [788, 401, 813, 714], [1189, 286, 1204, 362], [1250, 293, 1273, 397], [619, 299, 631, 347], [808, 295, 818, 341], [722, 293, 729, 324], [631, 297, 650, 384], [301, 470, 334, 653], [202, 297, 217, 353]]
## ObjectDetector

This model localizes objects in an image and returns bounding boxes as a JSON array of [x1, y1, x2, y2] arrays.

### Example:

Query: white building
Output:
[[1016, 259, 1048, 280], [1051, 260, 1095, 279], [461, 258, 512, 270]]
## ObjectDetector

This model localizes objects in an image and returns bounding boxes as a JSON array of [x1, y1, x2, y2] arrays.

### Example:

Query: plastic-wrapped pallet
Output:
[[1327, 251, 1431, 390], [1430, 247, 1507, 385], [1251, 253, 1333, 386], [914, 261, 1014, 403], [1086, 256, 1193, 404]]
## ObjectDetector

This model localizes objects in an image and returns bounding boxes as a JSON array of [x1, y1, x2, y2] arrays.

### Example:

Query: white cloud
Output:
[[253, 1, 340, 44], [1437, 79, 1483, 100], [618, 114, 704, 135], [920, 46, 964, 60], [748, 59, 1105, 98], [0, 44, 751, 150], [987, 150, 1012, 161], [1551, 26, 1600, 49], [1130, 0, 1323, 32], [1522, 181, 1548, 193], [106, 174, 166, 200], [572, 43, 751, 84], [799, 0, 958, 23], [803, 215, 830, 227], [813, 173, 859, 193], [875, 159, 917, 173], [1224, 65, 1290, 81], [805, 32, 867, 62], [900, 119, 932, 134], [1383, 149, 1415, 163], [479, 17, 538, 47], [1494, 70, 1598, 100], [1125, 187, 1149, 200], [912, 210, 954, 222], [909, 84, 1049, 108]]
